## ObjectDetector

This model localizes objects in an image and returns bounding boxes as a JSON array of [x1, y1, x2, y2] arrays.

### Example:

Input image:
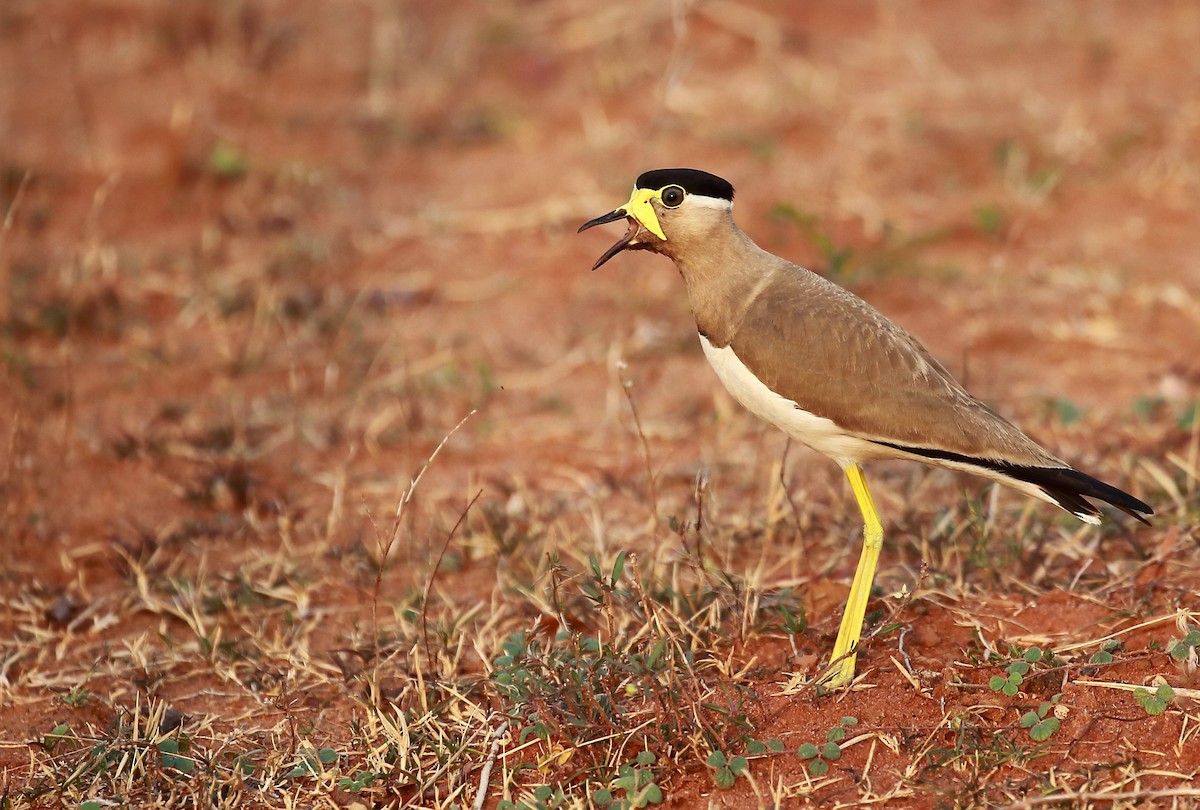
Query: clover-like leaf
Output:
[[1029, 718, 1060, 741]]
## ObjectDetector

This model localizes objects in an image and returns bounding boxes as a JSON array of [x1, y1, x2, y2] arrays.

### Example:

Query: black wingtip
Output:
[[1026, 467, 1153, 526], [872, 440, 1152, 525]]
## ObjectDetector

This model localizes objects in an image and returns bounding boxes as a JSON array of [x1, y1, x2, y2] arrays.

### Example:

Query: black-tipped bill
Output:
[[579, 209, 636, 270], [577, 208, 628, 233]]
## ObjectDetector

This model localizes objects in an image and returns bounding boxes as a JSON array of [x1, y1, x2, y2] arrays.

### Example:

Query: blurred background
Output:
[[3, 0, 1200, 801], [4, 0, 1197, 556]]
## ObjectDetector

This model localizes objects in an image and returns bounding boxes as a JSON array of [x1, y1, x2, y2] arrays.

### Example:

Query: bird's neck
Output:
[[671, 228, 782, 347]]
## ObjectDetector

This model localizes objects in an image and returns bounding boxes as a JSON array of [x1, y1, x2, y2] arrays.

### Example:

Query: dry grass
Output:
[[3, 1, 1200, 807]]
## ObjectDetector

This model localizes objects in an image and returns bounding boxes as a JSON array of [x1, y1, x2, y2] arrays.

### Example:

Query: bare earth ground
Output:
[[3, 1, 1200, 807]]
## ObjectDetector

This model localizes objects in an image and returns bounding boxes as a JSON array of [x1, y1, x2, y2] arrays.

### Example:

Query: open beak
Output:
[[578, 188, 667, 270], [578, 209, 638, 270]]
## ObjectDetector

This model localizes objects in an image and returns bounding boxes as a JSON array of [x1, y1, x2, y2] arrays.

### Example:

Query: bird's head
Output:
[[578, 168, 735, 270]]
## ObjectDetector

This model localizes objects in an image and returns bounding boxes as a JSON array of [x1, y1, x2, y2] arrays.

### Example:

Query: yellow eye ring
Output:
[[660, 185, 686, 208]]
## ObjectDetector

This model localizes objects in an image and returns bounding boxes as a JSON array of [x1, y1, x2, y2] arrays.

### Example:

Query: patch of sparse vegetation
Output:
[[796, 716, 857, 777]]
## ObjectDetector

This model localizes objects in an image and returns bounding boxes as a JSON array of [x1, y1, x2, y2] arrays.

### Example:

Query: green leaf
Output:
[[1184, 628, 1200, 647], [1002, 681, 1019, 697], [974, 205, 1005, 236], [840, 716, 859, 726], [208, 143, 248, 181], [1024, 646, 1044, 663], [1029, 718, 1060, 741], [45, 723, 71, 751], [1052, 399, 1084, 425], [614, 773, 637, 792], [1088, 650, 1113, 665], [826, 726, 846, 742], [745, 739, 767, 756], [768, 737, 786, 752], [611, 551, 627, 584], [1019, 711, 1039, 728], [797, 742, 819, 760], [534, 785, 553, 801], [317, 748, 338, 764], [728, 756, 748, 776], [643, 783, 663, 804], [1169, 641, 1189, 661], [1008, 661, 1030, 677], [821, 741, 842, 761], [1157, 683, 1176, 702], [712, 767, 735, 789], [81, 802, 102, 810], [636, 750, 656, 766], [157, 738, 195, 772], [647, 639, 667, 669], [988, 675, 1007, 691], [808, 759, 829, 776], [705, 751, 727, 768], [231, 753, 257, 775]]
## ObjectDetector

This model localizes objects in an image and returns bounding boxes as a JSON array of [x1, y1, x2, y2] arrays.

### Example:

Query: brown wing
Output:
[[725, 265, 1064, 468]]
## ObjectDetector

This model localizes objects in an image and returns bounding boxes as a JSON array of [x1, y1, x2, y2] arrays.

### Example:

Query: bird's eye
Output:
[[660, 186, 685, 208]]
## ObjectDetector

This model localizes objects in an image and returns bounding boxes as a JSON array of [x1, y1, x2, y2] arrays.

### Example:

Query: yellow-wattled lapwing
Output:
[[579, 168, 1152, 688]]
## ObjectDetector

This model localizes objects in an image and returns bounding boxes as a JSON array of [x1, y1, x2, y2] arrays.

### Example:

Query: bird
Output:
[[578, 167, 1152, 688]]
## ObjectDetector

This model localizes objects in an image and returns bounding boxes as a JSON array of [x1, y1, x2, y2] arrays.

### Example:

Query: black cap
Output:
[[635, 168, 734, 202]]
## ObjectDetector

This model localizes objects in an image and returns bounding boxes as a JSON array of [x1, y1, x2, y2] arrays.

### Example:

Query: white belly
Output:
[[699, 334, 879, 468]]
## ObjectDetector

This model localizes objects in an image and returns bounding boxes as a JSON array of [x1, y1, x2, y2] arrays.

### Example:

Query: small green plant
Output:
[[1088, 640, 1121, 665], [580, 551, 628, 604], [1167, 622, 1200, 667], [1018, 693, 1063, 742], [705, 750, 749, 789], [797, 716, 857, 776], [208, 143, 248, 181], [156, 738, 195, 774], [989, 646, 1052, 696], [974, 205, 1006, 237], [337, 770, 379, 792], [1133, 683, 1176, 716], [594, 751, 663, 808], [744, 736, 786, 756], [499, 785, 567, 810], [42, 722, 74, 752], [286, 747, 338, 778], [61, 686, 91, 708]]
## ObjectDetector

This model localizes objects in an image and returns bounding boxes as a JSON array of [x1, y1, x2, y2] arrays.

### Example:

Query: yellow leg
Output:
[[821, 463, 884, 688]]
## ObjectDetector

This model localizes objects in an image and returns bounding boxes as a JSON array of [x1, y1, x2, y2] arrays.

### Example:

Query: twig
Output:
[[778, 439, 810, 559], [472, 720, 509, 810], [1074, 679, 1200, 700], [616, 361, 659, 530], [0, 169, 31, 252], [689, 468, 709, 568], [422, 489, 483, 665], [371, 410, 476, 666], [997, 788, 1200, 810]]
